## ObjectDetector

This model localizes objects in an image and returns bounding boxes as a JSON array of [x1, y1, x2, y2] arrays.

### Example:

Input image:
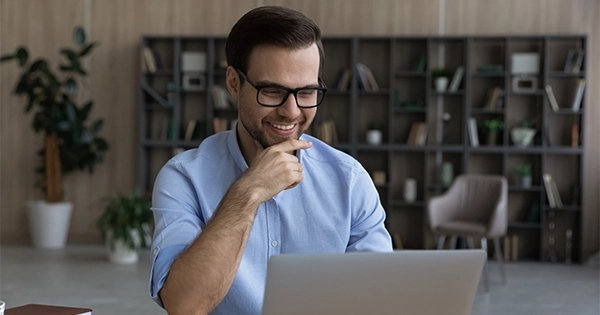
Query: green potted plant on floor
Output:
[[96, 190, 153, 264], [0, 27, 108, 249], [481, 118, 504, 146]]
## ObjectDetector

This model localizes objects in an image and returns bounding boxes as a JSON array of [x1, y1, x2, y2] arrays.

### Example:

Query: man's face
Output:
[[234, 43, 320, 149]]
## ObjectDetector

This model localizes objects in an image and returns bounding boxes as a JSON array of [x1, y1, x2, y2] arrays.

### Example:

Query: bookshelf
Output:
[[138, 35, 586, 263]]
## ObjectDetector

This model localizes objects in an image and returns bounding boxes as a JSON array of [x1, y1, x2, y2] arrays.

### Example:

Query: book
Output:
[[485, 87, 502, 110], [184, 119, 197, 141], [361, 64, 380, 91], [415, 123, 428, 146], [448, 66, 464, 92], [6, 304, 91, 315], [563, 49, 576, 72], [406, 122, 420, 145], [504, 236, 512, 262], [468, 118, 479, 147], [355, 63, 372, 91], [141, 47, 157, 73], [392, 232, 404, 250], [542, 125, 552, 146], [212, 117, 228, 134], [572, 49, 585, 74], [571, 123, 579, 148], [526, 203, 541, 223], [543, 173, 563, 208], [316, 120, 338, 144], [413, 54, 426, 73], [544, 84, 559, 112], [571, 78, 586, 111]]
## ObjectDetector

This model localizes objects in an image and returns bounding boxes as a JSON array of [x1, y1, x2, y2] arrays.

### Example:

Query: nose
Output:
[[276, 92, 302, 118]]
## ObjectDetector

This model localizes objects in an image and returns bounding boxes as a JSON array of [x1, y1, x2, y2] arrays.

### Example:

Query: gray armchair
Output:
[[427, 174, 508, 291]]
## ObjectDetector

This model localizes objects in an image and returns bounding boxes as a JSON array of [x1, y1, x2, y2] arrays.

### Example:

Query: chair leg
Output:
[[467, 236, 475, 249], [494, 237, 507, 285], [437, 235, 447, 250], [481, 237, 490, 292], [450, 235, 458, 249]]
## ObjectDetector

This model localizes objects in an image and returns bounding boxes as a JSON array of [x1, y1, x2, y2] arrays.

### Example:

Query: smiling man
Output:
[[149, 6, 392, 315]]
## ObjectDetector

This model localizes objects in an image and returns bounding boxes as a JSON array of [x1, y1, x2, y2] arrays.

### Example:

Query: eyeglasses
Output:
[[236, 69, 327, 108]]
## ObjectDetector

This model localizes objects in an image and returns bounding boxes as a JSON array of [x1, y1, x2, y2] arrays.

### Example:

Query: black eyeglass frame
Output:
[[236, 69, 327, 108]]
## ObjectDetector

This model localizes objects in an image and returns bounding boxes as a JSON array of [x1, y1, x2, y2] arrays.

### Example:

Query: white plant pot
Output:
[[27, 200, 73, 249], [366, 130, 382, 145], [521, 175, 532, 188], [403, 178, 417, 203], [106, 230, 141, 264], [435, 77, 449, 92], [511, 127, 536, 147]]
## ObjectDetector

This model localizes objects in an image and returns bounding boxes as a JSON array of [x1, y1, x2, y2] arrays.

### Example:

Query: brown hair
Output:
[[225, 6, 324, 75]]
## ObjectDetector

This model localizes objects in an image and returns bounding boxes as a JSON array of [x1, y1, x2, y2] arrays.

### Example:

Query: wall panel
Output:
[[1, 0, 597, 259]]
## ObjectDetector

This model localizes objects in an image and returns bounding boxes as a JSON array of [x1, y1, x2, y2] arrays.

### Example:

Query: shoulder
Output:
[[300, 134, 358, 173]]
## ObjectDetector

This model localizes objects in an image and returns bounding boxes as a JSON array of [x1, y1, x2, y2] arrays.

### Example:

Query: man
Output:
[[150, 6, 392, 315]]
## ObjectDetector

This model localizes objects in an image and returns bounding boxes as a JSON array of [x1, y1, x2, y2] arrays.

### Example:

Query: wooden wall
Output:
[[1, 0, 598, 259]]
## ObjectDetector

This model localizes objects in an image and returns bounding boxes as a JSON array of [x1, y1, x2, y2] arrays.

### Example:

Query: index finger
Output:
[[269, 139, 312, 153]]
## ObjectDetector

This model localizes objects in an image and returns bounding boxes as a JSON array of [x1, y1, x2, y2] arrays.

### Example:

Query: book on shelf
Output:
[[542, 125, 552, 146], [572, 49, 585, 74], [448, 66, 464, 92], [316, 120, 338, 144], [356, 63, 378, 91], [564, 49, 576, 72], [392, 232, 404, 250], [184, 120, 197, 141], [571, 78, 586, 111], [406, 122, 427, 146], [544, 84, 560, 112], [334, 68, 352, 91], [212, 85, 236, 109], [485, 87, 503, 110], [413, 54, 426, 73], [141, 46, 157, 73], [212, 117, 229, 134], [543, 173, 563, 208], [571, 123, 579, 148], [467, 117, 479, 147], [6, 304, 92, 315], [526, 203, 541, 223]]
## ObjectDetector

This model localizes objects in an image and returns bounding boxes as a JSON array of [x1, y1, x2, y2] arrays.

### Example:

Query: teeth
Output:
[[271, 123, 294, 130]]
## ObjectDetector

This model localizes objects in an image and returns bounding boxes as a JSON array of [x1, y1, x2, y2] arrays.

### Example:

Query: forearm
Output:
[[160, 180, 261, 315]]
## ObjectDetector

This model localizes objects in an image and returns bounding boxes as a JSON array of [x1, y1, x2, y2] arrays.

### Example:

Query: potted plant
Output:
[[431, 68, 450, 92], [366, 122, 383, 145], [480, 119, 504, 146], [96, 190, 153, 264], [511, 119, 537, 147], [0, 27, 108, 249], [516, 163, 532, 188]]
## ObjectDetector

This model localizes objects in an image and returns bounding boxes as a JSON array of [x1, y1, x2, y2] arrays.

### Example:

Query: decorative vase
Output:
[[521, 175, 532, 188], [366, 129, 382, 145], [441, 162, 454, 187], [27, 200, 73, 249], [435, 77, 449, 92], [511, 127, 536, 147], [403, 178, 417, 203]]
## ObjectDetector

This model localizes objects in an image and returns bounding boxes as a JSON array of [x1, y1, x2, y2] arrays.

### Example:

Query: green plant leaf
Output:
[[65, 78, 77, 95], [0, 54, 16, 62], [29, 59, 48, 72], [60, 49, 78, 62], [92, 119, 104, 133], [16, 47, 29, 66], [78, 43, 96, 57], [79, 101, 93, 120]]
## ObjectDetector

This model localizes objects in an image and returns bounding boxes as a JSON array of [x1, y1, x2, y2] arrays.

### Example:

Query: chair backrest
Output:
[[429, 174, 508, 237]]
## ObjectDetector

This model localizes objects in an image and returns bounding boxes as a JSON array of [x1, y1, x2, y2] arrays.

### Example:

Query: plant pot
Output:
[[441, 162, 454, 187], [520, 175, 532, 188], [366, 129, 382, 145], [435, 77, 449, 92], [403, 178, 417, 203], [27, 200, 73, 249], [487, 132, 498, 146], [511, 127, 536, 147], [106, 229, 141, 264]]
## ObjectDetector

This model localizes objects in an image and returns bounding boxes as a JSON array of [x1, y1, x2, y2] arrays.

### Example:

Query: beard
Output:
[[240, 115, 309, 149]]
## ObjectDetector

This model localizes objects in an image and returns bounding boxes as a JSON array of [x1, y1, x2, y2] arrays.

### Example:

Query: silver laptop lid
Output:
[[262, 250, 485, 315]]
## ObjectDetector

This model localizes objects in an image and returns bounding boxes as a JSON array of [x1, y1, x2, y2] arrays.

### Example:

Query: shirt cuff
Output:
[[149, 244, 188, 307]]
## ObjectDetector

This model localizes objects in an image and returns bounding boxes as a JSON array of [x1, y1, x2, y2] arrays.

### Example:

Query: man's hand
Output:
[[240, 139, 312, 203]]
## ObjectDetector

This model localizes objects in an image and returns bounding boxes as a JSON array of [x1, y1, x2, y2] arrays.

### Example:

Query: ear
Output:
[[225, 66, 240, 101]]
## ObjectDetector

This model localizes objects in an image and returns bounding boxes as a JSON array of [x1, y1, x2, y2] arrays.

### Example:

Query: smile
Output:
[[270, 123, 295, 130]]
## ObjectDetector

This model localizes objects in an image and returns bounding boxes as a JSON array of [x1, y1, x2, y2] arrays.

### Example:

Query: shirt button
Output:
[[271, 240, 278, 247], [153, 248, 158, 256]]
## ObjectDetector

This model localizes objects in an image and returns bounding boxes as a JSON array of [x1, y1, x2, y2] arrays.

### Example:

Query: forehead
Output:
[[246, 43, 320, 82]]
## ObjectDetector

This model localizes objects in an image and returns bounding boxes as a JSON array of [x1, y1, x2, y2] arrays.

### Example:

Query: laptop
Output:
[[262, 250, 485, 315]]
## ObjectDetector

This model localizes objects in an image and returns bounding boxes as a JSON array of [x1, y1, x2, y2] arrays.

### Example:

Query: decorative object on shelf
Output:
[[565, 229, 573, 264], [516, 163, 532, 188], [545, 211, 558, 263], [511, 53, 540, 93], [182, 72, 206, 90], [526, 203, 540, 223], [96, 190, 153, 264], [366, 122, 383, 145], [181, 51, 207, 72], [571, 123, 580, 147], [403, 178, 417, 203], [440, 162, 454, 187], [442, 112, 451, 144], [477, 64, 504, 74], [569, 184, 580, 206], [510, 120, 536, 147], [467, 118, 479, 147], [166, 81, 176, 107], [485, 87, 504, 110], [480, 119, 504, 146], [571, 78, 586, 111], [1, 26, 108, 249], [372, 171, 386, 186], [447, 66, 464, 92], [564, 48, 585, 74], [431, 68, 449, 92]]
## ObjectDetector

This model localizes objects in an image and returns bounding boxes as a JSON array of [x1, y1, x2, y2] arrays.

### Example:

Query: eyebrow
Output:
[[253, 80, 321, 90]]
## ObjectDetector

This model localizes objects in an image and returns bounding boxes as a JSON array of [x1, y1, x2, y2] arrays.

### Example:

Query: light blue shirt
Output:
[[150, 130, 393, 315]]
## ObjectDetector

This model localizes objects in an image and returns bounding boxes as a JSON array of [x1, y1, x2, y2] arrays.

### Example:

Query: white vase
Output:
[[366, 129, 382, 145], [441, 162, 454, 187], [106, 230, 141, 264], [403, 178, 417, 203], [511, 127, 536, 147], [435, 77, 449, 92], [521, 175, 532, 188], [27, 200, 73, 249]]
